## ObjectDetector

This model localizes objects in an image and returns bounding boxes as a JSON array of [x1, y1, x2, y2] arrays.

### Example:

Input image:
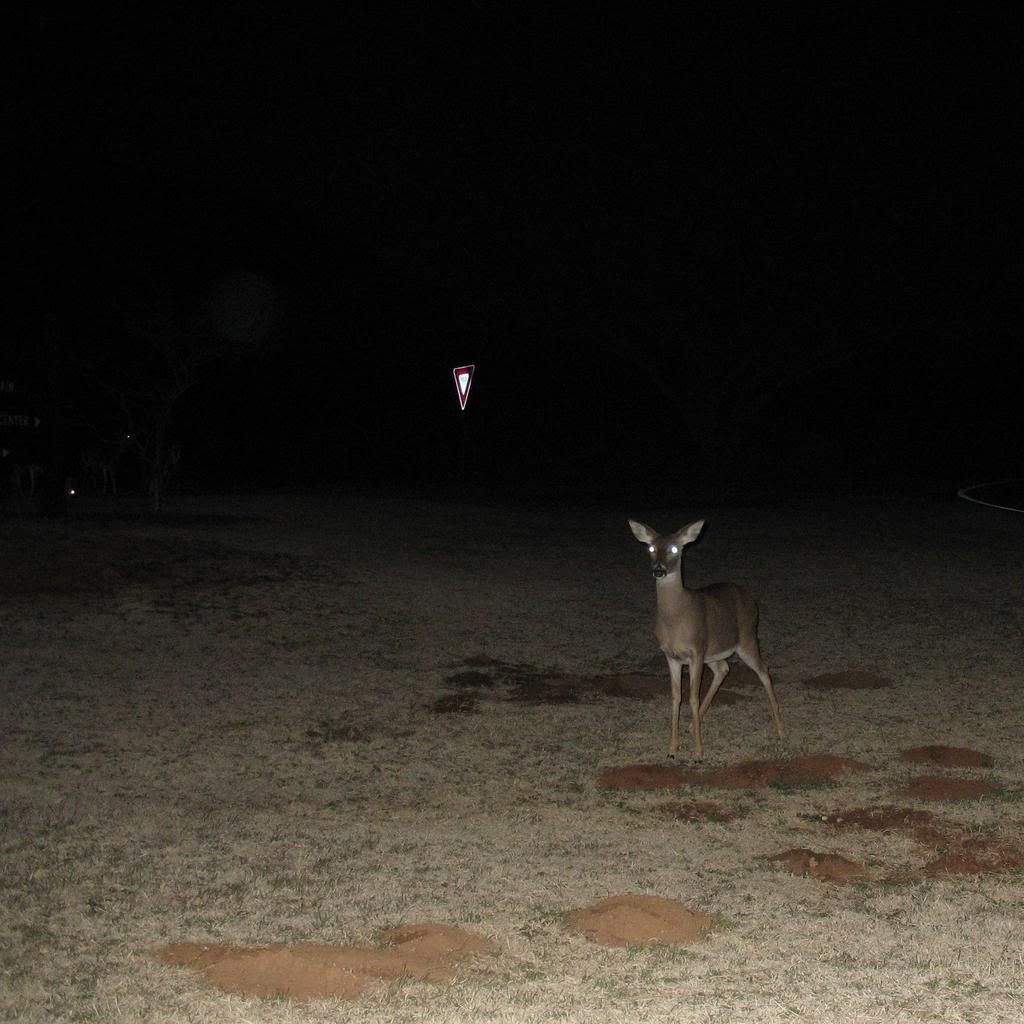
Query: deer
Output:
[[628, 519, 783, 761]]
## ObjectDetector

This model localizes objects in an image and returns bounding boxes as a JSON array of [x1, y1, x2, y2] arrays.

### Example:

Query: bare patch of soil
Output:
[[149, 923, 497, 1002], [434, 659, 762, 710], [899, 776, 1000, 801], [430, 693, 479, 714], [505, 675, 584, 704], [650, 799, 740, 823], [818, 805, 946, 845], [436, 661, 666, 708], [899, 745, 994, 768], [770, 849, 870, 883], [802, 671, 892, 689], [444, 671, 499, 689], [820, 804, 1024, 878], [599, 754, 870, 791], [563, 895, 713, 947], [462, 654, 530, 670], [819, 805, 939, 832], [440, 657, 589, 706], [594, 672, 663, 699], [923, 836, 1024, 877]]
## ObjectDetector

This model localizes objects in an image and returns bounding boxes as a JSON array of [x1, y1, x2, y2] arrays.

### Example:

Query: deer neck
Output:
[[653, 565, 698, 618]]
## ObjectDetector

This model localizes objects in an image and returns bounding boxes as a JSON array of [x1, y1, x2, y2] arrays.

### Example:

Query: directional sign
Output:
[[0, 413, 42, 428], [453, 364, 475, 411]]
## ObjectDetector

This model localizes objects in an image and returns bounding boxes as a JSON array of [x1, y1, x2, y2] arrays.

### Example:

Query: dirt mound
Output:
[[599, 755, 869, 791], [770, 849, 870, 883], [818, 805, 946, 845], [899, 776, 1000, 801], [563, 895, 712, 947], [819, 805, 939, 832], [899, 745, 994, 767], [149, 923, 497, 1002], [651, 799, 739, 823], [923, 836, 1024, 877], [802, 671, 892, 689], [819, 804, 1024, 878]]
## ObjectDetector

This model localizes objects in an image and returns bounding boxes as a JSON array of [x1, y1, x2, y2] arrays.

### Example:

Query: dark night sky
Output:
[[13, 8, 1023, 498]]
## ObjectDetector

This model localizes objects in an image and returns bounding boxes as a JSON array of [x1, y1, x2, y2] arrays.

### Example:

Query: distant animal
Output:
[[628, 518, 784, 761]]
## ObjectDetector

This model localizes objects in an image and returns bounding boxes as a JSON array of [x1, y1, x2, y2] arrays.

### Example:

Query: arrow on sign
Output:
[[453, 364, 475, 411]]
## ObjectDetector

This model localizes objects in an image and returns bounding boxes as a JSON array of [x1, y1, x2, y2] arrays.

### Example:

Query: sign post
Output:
[[452, 364, 475, 482]]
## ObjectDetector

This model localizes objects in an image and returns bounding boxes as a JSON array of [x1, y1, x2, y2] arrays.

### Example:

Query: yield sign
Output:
[[452, 364, 475, 410]]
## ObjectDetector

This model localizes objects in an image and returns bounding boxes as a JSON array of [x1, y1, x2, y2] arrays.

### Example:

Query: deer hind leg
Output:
[[737, 640, 784, 739]]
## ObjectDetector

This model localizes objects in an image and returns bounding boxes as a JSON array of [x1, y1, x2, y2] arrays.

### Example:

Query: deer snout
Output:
[[652, 563, 668, 579]]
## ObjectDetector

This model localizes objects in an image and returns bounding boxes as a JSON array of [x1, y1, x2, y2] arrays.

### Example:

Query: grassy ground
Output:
[[1, 489, 1022, 1022]]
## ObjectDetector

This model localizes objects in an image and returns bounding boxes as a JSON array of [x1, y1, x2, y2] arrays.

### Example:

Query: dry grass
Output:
[[2, 490, 1023, 1022]]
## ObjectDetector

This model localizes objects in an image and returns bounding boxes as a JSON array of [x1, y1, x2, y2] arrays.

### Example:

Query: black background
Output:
[[10, 8, 1022, 502]]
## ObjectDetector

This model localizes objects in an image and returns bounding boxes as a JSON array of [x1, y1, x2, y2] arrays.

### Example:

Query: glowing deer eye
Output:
[[669, 545, 679, 555], [648, 545, 655, 554]]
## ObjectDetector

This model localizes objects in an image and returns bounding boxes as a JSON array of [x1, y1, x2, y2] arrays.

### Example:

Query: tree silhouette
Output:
[[73, 269, 279, 511]]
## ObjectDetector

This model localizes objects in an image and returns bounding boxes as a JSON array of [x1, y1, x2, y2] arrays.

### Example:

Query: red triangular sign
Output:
[[453, 364, 475, 410]]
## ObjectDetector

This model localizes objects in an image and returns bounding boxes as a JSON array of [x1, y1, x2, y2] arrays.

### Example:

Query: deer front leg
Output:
[[688, 651, 706, 761], [698, 660, 730, 721], [666, 656, 683, 758]]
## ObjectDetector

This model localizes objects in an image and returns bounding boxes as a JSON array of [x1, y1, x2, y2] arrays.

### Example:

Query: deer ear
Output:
[[628, 520, 657, 544], [674, 520, 705, 546]]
